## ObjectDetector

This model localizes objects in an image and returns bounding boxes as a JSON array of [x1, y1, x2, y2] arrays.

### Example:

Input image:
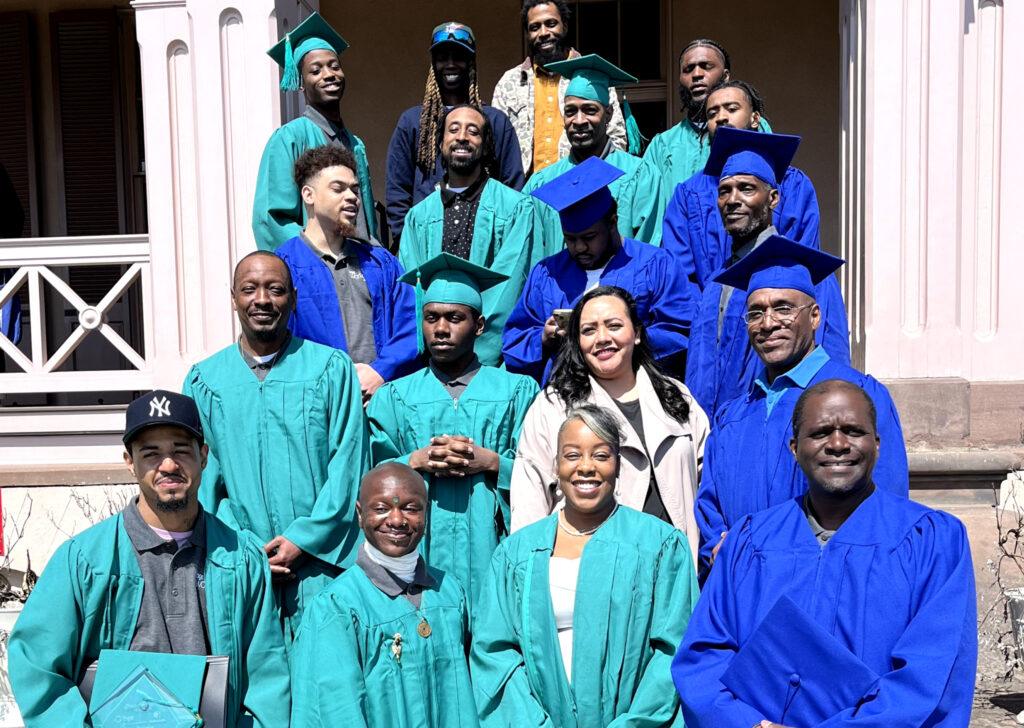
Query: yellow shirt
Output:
[[532, 70, 561, 174]]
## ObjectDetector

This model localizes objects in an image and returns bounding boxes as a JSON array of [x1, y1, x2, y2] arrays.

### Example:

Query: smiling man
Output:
[[691, 236, 907, 576], [182, 251, 368, 645], [385, 22, 524, 244], [504, 156, 689, 383], [276, 145, 419, 403], [367, 253, 539, 605], [291, 463, 478, 726], [10, 391, 290, 726], [399, 104, 537, 365], [674, 380, 976, 727], [493, 1, 627, 175], [253, 12, 377, 250]]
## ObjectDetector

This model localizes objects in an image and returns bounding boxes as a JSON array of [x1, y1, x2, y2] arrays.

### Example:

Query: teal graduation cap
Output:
[[544, 53, 637, 106], [267, 12, 349, 92], [713, 234, 843, 298], [703, 126, 801, 189], [530, 155, 625, 234], [400, 252, 508, 314]]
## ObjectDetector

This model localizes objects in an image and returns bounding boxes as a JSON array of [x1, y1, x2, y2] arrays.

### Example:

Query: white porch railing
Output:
[[0, 235, 153, 396]]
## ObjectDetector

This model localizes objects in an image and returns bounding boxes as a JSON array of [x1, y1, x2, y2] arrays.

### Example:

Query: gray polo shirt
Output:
[[355, 546, 437, 609], [123, 499, 210, 655], [801, 494, 837, 547], [429, 355, 482, 402], [238, 333, 290, 382], [300, 234, 378, 366]]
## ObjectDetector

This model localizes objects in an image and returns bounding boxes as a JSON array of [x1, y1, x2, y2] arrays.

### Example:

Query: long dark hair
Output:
[[546, 286, 691, 425], [434, 103, 498, 179]]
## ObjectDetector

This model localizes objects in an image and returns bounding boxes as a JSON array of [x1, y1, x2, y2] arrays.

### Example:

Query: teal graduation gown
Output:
[[291, 562, 478, 727], [398, 178, 538, 366], [525, 148, 665, 252], [365, 366, 539, 605], [182, 336, 369, 635], [252, 116, 376, 250], [9, 511, 290, 728], [471, 506, 699, 727]]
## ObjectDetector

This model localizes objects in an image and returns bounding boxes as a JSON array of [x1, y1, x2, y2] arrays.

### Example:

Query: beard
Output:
[[155, 491, 192, 512], [730, 203, 774, 242], [678, 84, 705, 120], [445, 145, 483, 174], [338, 219, 359, 239], [530, 35, 568, 67]]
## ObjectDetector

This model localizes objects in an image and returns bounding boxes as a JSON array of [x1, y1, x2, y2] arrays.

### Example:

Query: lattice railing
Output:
[[0, 235, 154, 395]]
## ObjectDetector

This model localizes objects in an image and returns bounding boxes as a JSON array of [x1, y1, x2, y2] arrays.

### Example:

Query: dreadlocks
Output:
[[415, 65, 483, 172]]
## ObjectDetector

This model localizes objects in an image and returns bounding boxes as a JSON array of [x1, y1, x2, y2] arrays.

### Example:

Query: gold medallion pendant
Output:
[[417, 618, 432, 638]]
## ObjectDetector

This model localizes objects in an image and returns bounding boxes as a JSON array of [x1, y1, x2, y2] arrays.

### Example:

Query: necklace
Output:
[[558, 504, 618, 537]]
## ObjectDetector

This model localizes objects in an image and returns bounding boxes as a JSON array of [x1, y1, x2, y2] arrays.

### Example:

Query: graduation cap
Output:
[[544, 53, 637, 107], [530, 156, 625, 234], [89, 650, 206, 727], [400, 252, 507, 314], [704, 126, 801, 189], [267, 12, 349, 92], [720, 595, 880, 724], [712, 234, 844, 299]]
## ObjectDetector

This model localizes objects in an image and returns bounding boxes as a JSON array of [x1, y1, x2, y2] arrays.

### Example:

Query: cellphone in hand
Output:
[[552, 309, 572, 330]]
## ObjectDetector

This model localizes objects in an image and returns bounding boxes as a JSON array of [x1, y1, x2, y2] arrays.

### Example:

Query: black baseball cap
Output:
[[123, 390, 204, 448]]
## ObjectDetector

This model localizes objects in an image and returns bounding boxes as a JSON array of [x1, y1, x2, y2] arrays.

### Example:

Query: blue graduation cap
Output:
[[720, 595, 880, 724], [267, 12, 349, 92], [530, 156, 626, 234], [704, 127, 801, 189], [544, 54, 637, 107], [712, 234, 844, 298]]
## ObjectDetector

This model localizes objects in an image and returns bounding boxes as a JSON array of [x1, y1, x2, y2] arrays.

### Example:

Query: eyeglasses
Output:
[[743, 302, 814, 326], [432, 24, 475, 47]]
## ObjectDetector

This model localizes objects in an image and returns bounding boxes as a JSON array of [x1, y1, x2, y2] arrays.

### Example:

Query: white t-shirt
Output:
[[549, 556, 581, 682]]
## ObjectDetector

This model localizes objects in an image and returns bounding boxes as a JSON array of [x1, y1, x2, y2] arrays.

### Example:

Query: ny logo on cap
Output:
[[149, 395, 171, 418]]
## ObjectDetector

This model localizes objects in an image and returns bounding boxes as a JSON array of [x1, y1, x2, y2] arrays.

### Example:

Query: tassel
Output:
[[414, 269, 425, 354], [622, 97, 647, 156], [280, 33, 300, 91]]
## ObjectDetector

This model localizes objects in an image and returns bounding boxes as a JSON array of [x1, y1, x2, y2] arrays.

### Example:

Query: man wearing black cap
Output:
[[9, 390, 290, 727], [385, 21, 524, 244]]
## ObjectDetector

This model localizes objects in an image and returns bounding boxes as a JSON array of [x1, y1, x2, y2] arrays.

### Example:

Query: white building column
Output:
[[131, 0, 315, 386]]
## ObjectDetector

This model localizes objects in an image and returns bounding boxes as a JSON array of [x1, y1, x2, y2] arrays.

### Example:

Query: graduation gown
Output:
[[252, 116, 376, 250], [684, 273, 850, 420], [695, 353, 909, 571], [385, 104, 525, 242], [366, 366, 539, 604], [524, 148, 665, 254], [662, 165, 820, 292], [398, 179, 537, 366], [674, 489, 977, 727], [9, 511, 290, 728], [501, 237, 690, 383], [291, 563, 478, 727], [182, 336, 369, 634], [471, 506, 698, 727], [277, 235, 420, 381]]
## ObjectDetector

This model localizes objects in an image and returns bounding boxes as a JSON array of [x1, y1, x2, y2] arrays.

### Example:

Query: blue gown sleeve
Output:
[[643, 249, 692, 361], [694, 427, 728, 576], [815, 275, 851, 367], [672, 518, 767, 727], [385, 112, 417, 243], [501, 263, 552, 382], [282, 354, 368, 569], [660, 182, 701, 290], [777, 169, 821, 249], [863, 377, 909, 498], [252, 127, 304, 251], [367, 254, 419, 382], [490, 108, 526, 192], [470, 550, 555, 727], [609, 533, 698, 726], [816, 513, 977, 726]]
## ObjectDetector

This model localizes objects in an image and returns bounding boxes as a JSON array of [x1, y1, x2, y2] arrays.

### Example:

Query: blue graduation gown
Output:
[[276, 235, 420, 382], [695, 353, 909, 571], [684, 274, 850, 420], [501, 237, 690, 383], [385, 104, 525, 242], [662, 166, 821, 292], [673, 489, 977, 727]]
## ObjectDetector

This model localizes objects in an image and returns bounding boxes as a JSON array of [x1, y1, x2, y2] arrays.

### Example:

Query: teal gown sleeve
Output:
[[470, 549, 555, 727], [495, 378, 541, 529], [617, 161, 665, 246], [237, 534, 293, 726], [282, 354, 369, 568], [291, 596, 370, 727], [252, 127, 305, 251], [182, 368, 238, 531], [8, 541, 92, 727], [608, 533, 698, 727], [365, 382, 415, 468]]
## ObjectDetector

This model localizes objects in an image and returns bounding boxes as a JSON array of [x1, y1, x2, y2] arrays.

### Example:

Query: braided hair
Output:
[[546, 286, 692, 426], [415, 64, 483, 172], [706, 78, 766, 116], [679, 38, 732, 70]]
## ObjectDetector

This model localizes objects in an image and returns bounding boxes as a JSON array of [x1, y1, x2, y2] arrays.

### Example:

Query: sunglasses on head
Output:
[[432, 26, 473, 46]]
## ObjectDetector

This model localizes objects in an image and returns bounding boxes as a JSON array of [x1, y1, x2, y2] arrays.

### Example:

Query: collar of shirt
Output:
[[429, 354, 481, 388], [303, 105, 347, 144], [355, 546, 436, 597], [730, 224, 778, 266], [800, 493, 836, 546], [570, 137, 614, 165], [238, 332, 291, 372], [523, 47, 581, 77], [123, 497, 206, 553], [753, 346, 831, 417], [300, 233, 364, 269], [441, 173, 487, 207]]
